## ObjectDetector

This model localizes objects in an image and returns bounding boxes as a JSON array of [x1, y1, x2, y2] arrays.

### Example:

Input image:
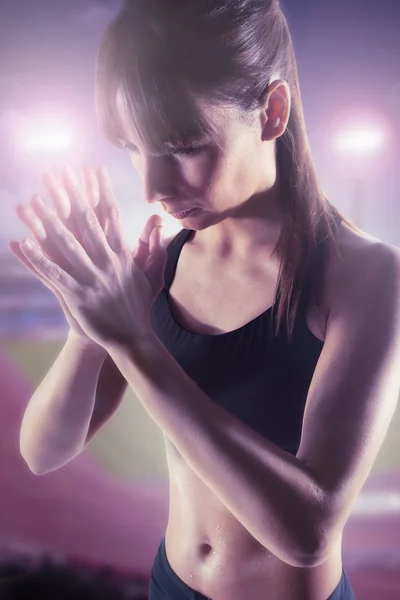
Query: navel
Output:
[[199, 542, 213, 556]]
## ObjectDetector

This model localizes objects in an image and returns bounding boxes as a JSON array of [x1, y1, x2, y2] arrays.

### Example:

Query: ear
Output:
[[261, 79, 291, 141]]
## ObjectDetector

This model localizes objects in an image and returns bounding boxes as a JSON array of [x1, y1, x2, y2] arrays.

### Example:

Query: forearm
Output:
[[107, 333, 326, 568], [20, 331, 107, 474], [84, 351, 129, 445]]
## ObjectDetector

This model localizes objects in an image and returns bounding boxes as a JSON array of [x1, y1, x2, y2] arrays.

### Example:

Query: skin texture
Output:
[[10, 74, 400, 599], [117, 78, 291, 261]]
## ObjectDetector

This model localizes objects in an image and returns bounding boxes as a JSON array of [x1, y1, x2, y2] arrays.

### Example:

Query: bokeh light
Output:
[[333, 122, 388, 158], [17, 115, 75, 155]]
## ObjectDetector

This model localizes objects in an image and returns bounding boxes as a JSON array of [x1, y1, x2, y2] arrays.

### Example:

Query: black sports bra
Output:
[[150, 228, 324, 456]]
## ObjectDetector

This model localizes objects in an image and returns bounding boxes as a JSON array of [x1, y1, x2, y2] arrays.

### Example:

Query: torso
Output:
[[161, 221, 381, 600]]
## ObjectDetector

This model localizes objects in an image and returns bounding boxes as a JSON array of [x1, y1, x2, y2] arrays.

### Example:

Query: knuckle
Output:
[[45, 210, 58, 224], [84, 208, 99, 227], [120, 246, 132, 260], [36, 254, 47, 269], [104, 261, 118, 280], [48, 265, 62, 280], [64, 232, 78, 249], [106, 204, 120, 220]]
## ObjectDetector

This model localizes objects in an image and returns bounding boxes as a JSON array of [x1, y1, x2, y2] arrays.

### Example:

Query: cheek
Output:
[[180, 150, 222, 194]]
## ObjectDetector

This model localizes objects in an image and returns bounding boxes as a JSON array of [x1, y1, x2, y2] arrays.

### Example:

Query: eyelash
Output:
[[173, 146, 202, 156], [122, 143, 203, 157]]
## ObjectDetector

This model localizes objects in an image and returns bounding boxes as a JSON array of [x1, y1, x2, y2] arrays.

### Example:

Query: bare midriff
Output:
[[159, 223, 366, 599], [164, 442, 343, 600]]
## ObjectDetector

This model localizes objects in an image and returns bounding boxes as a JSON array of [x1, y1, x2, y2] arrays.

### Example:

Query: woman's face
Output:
[[116, 94, 281, 230]]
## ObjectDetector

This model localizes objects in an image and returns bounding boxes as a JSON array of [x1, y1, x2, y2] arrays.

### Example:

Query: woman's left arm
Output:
[[106, 242, 400, 569], [18, 167, 400, 569]]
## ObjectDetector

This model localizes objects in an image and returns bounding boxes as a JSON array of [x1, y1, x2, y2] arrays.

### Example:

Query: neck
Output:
[[195, 189, 285, 262]]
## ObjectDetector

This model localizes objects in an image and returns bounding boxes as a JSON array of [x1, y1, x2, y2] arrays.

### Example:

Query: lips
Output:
[[169, 208, 198, 219], [166, 207, 195, 214]]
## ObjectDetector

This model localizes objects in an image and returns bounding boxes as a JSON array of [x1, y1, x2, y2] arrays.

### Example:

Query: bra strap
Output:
[[163, 228, 193, 291]]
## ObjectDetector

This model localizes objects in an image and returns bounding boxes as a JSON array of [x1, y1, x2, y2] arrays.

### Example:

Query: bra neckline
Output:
[[164, 288, 277, 339], [163, 228, 324, 344]]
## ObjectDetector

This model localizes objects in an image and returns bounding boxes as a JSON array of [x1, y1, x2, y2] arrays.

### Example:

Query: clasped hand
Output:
[[9, 165, 167, 351]]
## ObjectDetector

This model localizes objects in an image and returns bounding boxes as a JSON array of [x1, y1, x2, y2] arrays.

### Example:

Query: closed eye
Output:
[[121, 142, 139, 153], [172, 145, 204, 156], [120, 140, 204, 157]]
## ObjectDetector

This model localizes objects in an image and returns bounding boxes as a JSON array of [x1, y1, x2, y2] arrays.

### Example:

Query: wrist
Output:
[[105, 327, 160, 358], [67, 330, 108, 357]]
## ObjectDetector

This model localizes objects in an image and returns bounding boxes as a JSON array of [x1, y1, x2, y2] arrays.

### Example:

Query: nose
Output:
[[141, 154, 177, 205]]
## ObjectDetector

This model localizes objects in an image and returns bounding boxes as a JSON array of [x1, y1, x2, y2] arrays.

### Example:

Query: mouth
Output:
[[166, 207, 199, 219]]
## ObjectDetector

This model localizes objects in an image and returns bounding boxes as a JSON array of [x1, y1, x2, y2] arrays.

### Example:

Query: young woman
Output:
[[11, 1, 400, 599]]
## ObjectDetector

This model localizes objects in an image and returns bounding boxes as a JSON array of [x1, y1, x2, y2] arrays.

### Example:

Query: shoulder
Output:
[[327, 222, 400, 323], [333, 222, 399, 283]]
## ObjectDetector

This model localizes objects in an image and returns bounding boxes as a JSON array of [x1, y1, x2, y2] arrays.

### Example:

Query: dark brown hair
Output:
[[95, 0, 358, 341]]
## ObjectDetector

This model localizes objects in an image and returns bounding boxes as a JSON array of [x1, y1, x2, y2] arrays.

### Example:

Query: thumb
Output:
[[146, 226, 167, 291]]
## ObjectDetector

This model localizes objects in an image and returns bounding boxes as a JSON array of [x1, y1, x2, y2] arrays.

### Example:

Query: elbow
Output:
[[20, 437, 46, 475], [290, 516, 327, 569], [267, 529, 323, 569], [299, 527, 331, 568], [20, 452, 47, 476], [20, 445, 59, 476], [298, 487, 332, 568], [303, 529, 343, 568], [20, 439, 80, 475]]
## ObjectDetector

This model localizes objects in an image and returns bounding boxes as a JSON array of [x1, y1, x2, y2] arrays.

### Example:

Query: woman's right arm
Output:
[[20, 331, 128, 475]]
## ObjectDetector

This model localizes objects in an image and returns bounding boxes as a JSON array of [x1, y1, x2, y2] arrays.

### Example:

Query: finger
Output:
[[133, 215, 163, 271], [60, 166, 88, 213], [41, 170, 87, 255], [58, 166, 94, 248], [9, 240, 52, 286], [19, 238, 76, 294], [96, 166, 131, 255], [82, 165, 107, 232], [31, 195, 107, 280], [41, 172, 72, 221], [52, 167, 111, 265], [146, 226, 168, 294], [18, 199, 66, 267], [23, 198, 80, 278], [82, 165, 100, 210], [9, 240, 66, 301], [62, 167, 109, 259], [149, 224, 163, 256], [16, 203, 47, 244], [10, 242, 78, 327]]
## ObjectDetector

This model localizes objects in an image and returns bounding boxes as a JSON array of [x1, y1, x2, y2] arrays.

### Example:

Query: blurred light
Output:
[[333, 123, 388, 158], [19, 116, 74, 155], [137, 201, 184, 242], [353, 491, 400, 516]]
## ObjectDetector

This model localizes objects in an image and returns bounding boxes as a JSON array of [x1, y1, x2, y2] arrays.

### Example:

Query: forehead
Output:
[[114, 89, 235, 149]]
